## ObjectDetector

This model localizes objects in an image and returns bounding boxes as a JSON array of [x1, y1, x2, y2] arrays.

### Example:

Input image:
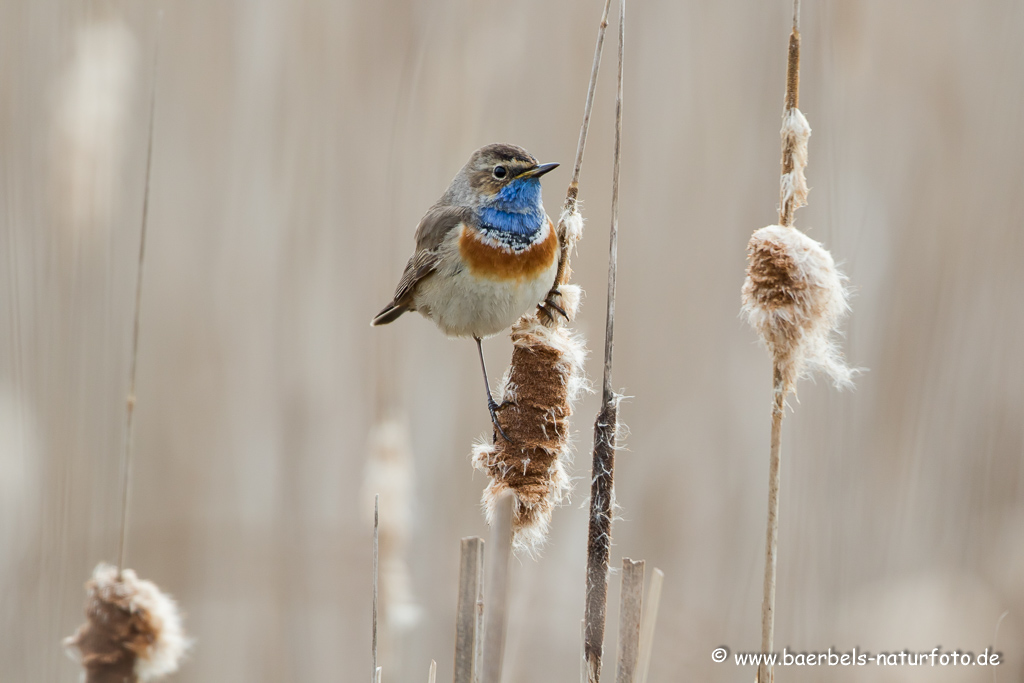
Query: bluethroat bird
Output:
[[372, 143, 560, 440]]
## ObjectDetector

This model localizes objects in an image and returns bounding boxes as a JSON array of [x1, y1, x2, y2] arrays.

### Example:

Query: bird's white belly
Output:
[[413, 260, 557, 338]]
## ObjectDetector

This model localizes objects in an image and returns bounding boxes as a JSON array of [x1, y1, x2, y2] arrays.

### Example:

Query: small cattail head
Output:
[[742, 225, 854, 392], [779, 108, 811, 225], [472, 289, 588, 554], [63, 563, 188, 682]]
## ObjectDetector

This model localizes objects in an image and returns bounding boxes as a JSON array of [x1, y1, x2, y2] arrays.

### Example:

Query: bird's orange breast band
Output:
[[458, 221, 558, 282]]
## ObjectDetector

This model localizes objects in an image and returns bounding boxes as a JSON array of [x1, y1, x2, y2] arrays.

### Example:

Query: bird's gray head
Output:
[[443, 143, 559, 214]]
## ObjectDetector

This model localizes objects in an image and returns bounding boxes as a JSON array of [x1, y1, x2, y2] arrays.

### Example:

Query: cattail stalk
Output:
[[762, 14, 799, 677], [472, 0, 614, 552], [743, 3, 854, 682], [584, 2, 625, 681], [758, 9, 800, 682]]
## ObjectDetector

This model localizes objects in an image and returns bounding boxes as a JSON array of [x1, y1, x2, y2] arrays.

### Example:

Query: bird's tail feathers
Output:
[[371, 303, 408, 326]]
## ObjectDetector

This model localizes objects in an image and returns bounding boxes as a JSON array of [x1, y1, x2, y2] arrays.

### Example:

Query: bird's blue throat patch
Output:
[[477, 178, 546, 250]]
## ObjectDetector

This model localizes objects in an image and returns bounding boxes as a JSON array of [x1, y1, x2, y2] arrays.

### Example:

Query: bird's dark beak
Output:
[[517, 162, 559, 179]]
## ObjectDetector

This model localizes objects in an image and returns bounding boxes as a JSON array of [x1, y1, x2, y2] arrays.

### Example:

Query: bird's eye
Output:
[[493, 165, 507, 179]]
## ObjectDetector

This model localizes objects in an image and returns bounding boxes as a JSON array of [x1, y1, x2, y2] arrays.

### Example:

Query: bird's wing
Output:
[[391, 204, 472, 305]]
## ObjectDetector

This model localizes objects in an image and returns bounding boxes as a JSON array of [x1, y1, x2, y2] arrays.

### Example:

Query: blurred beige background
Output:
[[2, 1, 1023, 681]]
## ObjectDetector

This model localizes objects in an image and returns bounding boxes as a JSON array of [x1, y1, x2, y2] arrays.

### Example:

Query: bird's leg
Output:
[[538, 287, 569, 323], [475, 336, 511, 443]]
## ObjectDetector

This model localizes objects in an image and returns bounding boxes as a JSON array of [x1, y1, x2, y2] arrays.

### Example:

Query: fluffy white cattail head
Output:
[[472, 286, 588, 554], [64, 563, 188, 681], [742, 225, 854, 392]]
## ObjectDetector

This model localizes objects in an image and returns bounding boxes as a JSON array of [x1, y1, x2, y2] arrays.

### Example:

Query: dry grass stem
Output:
[[472, 0, 616, 552], [636, 568, 663, 683], [372, 493, 379, 683], [63, 564, 187, 683], [481, 493, 513, 683], [543, 0, 614, 307], [454, 537, 484, 683], [614, 559, 644, 683], [117, 16, 161, 576], [585, 3, 625, 681]]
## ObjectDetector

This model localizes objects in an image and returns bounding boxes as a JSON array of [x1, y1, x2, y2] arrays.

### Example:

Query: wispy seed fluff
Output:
[[64, 563, 188, 682], [779, 108, 811, 218], [472, 284, 588, 554], [561, 208, 585, 253], [742, 225, 854, 392]]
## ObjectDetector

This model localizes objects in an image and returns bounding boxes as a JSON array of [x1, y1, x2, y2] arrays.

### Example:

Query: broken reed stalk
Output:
[[636, 568, 663, 683], [585, 2, 625, 681], [471, 0, 614, 553], [453, 537, 485, 683], [428, 660, 437, 683], [614, 559, 644, 683], [116, 18, 160, 576], [742, 3, 855, 681], [481, 493, 513, 683], [372, 494, 379, 683]]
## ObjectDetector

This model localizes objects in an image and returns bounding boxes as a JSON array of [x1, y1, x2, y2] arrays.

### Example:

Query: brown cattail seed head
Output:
[[742, 225, 854, 392], [472, 285, 588, 554], [64, 564, 188, 682]]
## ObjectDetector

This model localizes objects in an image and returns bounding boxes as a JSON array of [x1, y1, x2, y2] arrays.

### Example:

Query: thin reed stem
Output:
[[428, 660, 436, 683], [116, 17, 161, 577], [584, 3, 625, 681], [372, 494, 379, 683], [759, 366, 785, 683], [545, 0, 614, 305], [602, 0, 624, 404], [565, 0, 614, 212]]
